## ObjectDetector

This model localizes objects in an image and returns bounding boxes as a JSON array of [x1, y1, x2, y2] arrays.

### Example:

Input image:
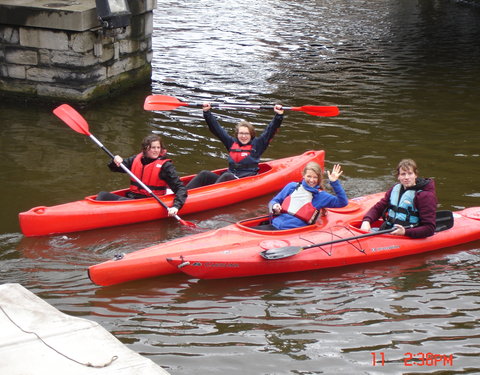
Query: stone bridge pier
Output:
[[0, 0, 157, 103]]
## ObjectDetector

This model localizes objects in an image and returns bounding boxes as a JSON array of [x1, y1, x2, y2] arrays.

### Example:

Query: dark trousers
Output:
[[96, 191, 131, 201], [186, 170, 237, 189]]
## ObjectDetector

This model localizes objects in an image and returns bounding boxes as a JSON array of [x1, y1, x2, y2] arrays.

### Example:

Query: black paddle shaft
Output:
[[261, 211, 454, 260]]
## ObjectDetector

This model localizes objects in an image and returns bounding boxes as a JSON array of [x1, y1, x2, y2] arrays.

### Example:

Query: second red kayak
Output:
[[88, 193, 382, 286], [166, 207, 480, 279]]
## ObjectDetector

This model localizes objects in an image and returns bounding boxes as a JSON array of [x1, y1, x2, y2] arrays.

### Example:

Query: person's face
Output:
[[397, 167, 417, 188], [146, 140, 162, 159], [237, 126, 252, 144], [304, 169, 319, 188]]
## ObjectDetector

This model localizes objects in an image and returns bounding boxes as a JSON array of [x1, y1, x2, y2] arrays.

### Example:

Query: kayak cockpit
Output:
[[236, 200, 363, 234], [84, 163, 275, 201]]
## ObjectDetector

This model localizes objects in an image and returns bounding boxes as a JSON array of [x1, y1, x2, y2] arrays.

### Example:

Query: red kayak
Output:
[[19, 150, 324, 237], [166, 207, 480, 279], [88, 192, 382, 286]]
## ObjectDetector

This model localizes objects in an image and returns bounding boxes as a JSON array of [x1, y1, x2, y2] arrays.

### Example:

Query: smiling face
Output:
[[304, 169, 320, 188], [236, 126, 252, 145], [397, 166, 417, 188], [145, 140, 162, 159]]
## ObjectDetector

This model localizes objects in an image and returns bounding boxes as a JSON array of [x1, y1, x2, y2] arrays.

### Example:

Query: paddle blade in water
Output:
[[53, 104, 91, 135], [179, 218, 199, 229]]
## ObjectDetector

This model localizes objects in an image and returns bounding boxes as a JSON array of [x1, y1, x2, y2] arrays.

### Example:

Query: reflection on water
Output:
[[1, 0, 480, 374]]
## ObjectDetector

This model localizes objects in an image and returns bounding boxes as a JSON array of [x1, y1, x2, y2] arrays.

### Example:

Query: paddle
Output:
[[143, 95, 340, 117], [52, 104, 197, 229], [261, 210, 454, 260]]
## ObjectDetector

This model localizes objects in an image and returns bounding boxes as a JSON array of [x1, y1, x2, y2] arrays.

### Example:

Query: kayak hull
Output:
[[87, 192, 383, 286], [19, 150, 324, 236], [168, 207, 480, 279]]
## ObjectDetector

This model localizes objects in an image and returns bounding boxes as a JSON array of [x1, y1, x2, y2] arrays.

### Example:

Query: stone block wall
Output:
[[0, 0, 157, 103]]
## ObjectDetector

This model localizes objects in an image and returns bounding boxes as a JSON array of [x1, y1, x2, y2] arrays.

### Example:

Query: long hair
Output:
[[302, 161, 327, 217]]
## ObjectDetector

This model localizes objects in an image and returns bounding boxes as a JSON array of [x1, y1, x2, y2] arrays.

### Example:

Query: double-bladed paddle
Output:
[[261, 210, 454, 260], [261, 228, 395, 260], [144, 95, 340, 117], [53, 104, 197, 229]]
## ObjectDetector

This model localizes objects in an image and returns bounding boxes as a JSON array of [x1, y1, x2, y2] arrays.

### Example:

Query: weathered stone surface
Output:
[[107, 55, 145, 78], [0, 26, 19, 44], [19, 28, 69, 50], [119, 39, 140, 54], [0, 64, 7, 77], [0, 0, 99, 32], [37, 84, 97, 101], [0, 0, 158, 102], [7, 65, 26, 79], [71, 32, 96, 53], [49, 49, 99, 67], [5, 48, 38, 65], [26, 64, 107, 83]]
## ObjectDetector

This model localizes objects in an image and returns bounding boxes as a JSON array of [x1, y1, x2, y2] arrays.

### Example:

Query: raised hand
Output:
[[327, 164, 343, 182], [274, 104, 284, 115]]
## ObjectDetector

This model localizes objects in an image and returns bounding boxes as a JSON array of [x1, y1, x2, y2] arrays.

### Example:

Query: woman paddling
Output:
[[269, 162, 348, 230], [96, 134, 187, 217], [186, 102, 284, 189], [360, 158, 437, 238]]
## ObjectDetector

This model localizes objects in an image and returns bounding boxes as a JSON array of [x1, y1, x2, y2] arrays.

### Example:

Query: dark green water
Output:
[[1, 1, 479, 374]]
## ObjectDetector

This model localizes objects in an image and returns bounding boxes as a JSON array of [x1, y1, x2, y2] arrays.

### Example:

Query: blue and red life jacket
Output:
[[281, 183, 320, 225]]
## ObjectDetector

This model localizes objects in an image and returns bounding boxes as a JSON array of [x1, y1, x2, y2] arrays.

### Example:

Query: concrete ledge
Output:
[[0, 283, 170, 375], [0, 0, 157, 32], [0, 0, 98, 32]]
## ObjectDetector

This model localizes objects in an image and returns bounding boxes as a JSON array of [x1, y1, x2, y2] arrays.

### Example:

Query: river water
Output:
[[1, 0, 480, 374]]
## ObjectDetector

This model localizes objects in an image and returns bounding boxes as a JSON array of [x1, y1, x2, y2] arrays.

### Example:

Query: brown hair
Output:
[[141, 134, 165, 154], [395, 159, 418, 178], [235, 120, 256, 138]]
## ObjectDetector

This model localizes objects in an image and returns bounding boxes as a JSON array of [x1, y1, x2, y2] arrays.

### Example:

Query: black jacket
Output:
[[108, 155, 187, 209]]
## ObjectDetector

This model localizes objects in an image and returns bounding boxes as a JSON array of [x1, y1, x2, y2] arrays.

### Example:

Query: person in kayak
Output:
[[96, 134, 187, 217], [360, 158, 437, 238], [185, 102, 284, 189], [268, 162, 348, 230]]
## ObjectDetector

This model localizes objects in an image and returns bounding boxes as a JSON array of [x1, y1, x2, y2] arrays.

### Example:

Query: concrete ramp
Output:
[[0, 283, 169, 375]]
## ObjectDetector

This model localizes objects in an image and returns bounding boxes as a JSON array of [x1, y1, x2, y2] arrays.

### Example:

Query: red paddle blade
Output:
[[144, 95, 189, 111], [290, 105, 340, 117], [53, 104, 91, 135], [179, 218, 198, 228]]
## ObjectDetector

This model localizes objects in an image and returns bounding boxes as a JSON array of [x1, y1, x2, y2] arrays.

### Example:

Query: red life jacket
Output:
[[229, 142, 253, 163], [129, 153, 170, 197], [281, 183, 320, 224]]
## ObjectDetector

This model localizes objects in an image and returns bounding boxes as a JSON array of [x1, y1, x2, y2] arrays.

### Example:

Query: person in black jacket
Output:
[[96, 134, 187, 217], [186, 102, 284, 189]]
